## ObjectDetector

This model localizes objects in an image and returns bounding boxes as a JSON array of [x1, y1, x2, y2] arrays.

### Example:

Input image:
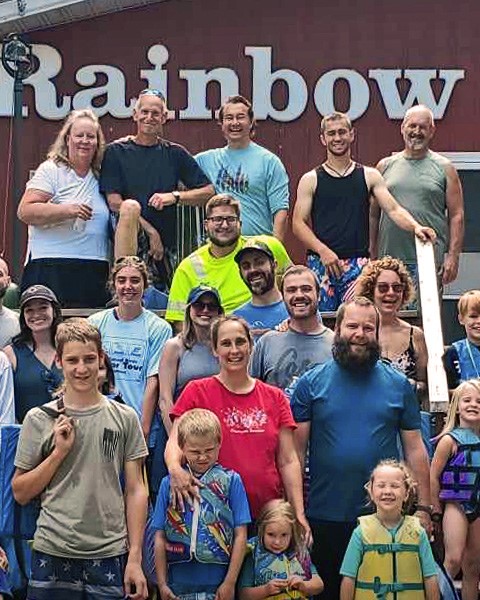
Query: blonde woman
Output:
[[18, 109, 110, 307]]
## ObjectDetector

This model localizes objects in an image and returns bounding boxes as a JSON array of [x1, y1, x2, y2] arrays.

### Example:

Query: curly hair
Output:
[[47, 109, 105, 177], [355, 256, 415, 308], [365, 458, 417, 514]]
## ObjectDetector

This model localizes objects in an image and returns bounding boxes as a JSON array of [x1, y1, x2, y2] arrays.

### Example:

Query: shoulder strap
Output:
[[38, 395, 64, 419]]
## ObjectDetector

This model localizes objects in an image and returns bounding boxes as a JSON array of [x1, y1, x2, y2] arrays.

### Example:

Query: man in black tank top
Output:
[[292, 111, 436, 312]]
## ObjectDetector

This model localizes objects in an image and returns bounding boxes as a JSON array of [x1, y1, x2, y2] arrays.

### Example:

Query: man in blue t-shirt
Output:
[[233, 240, 288, 339], [291, 296, 431, 600], [196, 95, 289, 241]]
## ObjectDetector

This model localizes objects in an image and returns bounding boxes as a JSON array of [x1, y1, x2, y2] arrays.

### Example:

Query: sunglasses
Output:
[[376, 282, 404, 294], [139, 88, 166, 101], [192, 300, 220, 312]]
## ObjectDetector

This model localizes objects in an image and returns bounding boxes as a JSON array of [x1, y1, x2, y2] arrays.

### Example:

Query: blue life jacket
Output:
[[452, 339, 480, 381], [164, 463, 235, 564], [439, 427, 480, 503], [248, 536, 312, 600]]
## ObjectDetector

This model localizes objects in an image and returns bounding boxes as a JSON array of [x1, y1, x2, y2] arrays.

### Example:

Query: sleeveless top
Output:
[[378, 151, 448, 265], [175, 342, 220, 396], [12, 342, 63, 423], [164, 463, 235, 564], [248, 536, 312, 600], [388, 327, 417, 380], [439, 427, 480, 503], [355, 515, 424, 600], [452, 339, 480, 381], [310, 163, 370, 259]]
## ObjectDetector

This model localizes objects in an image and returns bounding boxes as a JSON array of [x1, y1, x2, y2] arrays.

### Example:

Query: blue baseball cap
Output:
[[187, 285, 221, 306]]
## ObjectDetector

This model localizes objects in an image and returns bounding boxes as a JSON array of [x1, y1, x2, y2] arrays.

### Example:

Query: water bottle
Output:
[[72, 196, 91, 232]]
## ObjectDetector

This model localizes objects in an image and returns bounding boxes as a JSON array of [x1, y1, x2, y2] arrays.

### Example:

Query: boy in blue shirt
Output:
[[444, 290, 480, 387], [153, 408, 250, 599]]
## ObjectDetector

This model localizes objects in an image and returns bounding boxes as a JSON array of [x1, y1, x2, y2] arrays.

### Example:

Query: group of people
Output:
[[0, 87, 476, 600], [9, 89, 464, 313]]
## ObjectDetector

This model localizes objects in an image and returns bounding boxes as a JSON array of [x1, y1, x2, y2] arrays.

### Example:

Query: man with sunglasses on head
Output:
[[100, 89, 214, 289], [165, 194, 291, 330], [196, 95, 289, 241]]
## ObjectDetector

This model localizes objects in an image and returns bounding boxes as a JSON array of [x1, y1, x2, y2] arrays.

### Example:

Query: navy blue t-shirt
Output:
[[100, 139, 211, 249], [291, 359, 420, 522]]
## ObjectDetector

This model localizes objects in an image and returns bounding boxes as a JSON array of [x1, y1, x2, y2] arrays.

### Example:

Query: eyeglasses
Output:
[[192, 300, 220, 312], [376, 282, 405, 294], [138, 88, 166, 101], [205, 216, 239, 225]]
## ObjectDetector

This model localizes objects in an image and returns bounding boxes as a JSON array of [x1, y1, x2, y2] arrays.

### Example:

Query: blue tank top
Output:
[[452, 339, 480, 381], [310, 163, 370, 258], [13, 343, 63, 423], [175, 342, 220, 397]]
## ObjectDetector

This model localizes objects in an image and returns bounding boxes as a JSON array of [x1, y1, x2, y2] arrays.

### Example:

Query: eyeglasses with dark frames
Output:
[[205, 216, 239, 225]]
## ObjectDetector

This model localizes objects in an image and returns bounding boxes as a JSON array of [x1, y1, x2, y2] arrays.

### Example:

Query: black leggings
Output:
[[309, 519, 357, 600]]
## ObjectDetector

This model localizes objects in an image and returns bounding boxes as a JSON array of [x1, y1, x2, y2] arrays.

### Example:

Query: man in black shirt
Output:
[[292, 111, 435, 311], [100, 89, 214, 288]]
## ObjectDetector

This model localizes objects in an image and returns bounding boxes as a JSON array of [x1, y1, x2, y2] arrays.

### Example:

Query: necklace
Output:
[[324, 160, 353, 177]]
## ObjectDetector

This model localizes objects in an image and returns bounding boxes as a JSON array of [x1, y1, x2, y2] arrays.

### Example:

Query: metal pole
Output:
[[11, 73, 24, 282]]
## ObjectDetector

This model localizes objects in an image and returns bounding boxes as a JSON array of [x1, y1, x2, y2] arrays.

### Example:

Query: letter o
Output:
[[313, 69, 370, 120]]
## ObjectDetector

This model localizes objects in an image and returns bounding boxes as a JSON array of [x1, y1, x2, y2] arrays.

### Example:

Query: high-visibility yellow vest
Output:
[[354, 515, 425, 600]]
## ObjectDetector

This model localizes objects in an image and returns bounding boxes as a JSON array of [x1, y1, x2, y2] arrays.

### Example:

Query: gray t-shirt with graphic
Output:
[[250, 327, 334, 392], [15, 396, 148, 559]]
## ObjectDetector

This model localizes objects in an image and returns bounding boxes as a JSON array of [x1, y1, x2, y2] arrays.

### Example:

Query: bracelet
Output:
[[415, 504, 433, 516], [431, 512, 443, 524]]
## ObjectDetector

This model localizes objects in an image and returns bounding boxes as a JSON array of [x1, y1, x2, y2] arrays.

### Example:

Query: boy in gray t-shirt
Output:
[[13, 319, 149, 600]]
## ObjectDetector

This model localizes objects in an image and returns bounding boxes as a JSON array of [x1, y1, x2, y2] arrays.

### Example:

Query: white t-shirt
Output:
[[25, 160, 110, 261], [0, 305, 20, 348], [0, 351, 14, 425]]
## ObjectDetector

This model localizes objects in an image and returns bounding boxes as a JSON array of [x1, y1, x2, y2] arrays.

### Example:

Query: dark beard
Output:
[[332, 335, 380, 372], [247, 271, 275, 296]]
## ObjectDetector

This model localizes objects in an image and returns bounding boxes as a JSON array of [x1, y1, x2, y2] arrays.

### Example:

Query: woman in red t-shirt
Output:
[[165, 315, 310, 539]]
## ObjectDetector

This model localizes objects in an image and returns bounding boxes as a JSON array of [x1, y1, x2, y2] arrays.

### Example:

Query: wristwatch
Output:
[[172, 191, 181, 204]]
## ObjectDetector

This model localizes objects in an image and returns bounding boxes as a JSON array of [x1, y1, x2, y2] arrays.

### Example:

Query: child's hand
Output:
[[0, 547, 8, 571], [287, 575, 306, 592], [266, 579, 289, 595], [215, 580, 235, 600], [158, 583, 179, 600]]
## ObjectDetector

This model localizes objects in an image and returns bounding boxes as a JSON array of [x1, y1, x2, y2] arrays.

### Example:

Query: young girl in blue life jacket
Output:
[[431, 379, 480, 600], [340, 459, 439, 600], [238, 499, 323, 600]]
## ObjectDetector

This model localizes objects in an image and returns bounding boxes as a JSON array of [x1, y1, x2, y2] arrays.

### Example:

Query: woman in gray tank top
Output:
[[159, 285, 223, 434]]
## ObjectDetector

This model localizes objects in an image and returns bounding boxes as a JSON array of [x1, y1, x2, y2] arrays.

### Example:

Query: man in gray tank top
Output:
[[371, 105, 464, 286]]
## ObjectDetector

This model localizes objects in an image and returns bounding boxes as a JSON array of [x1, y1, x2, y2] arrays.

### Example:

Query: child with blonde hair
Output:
[[340, 459, 439, 599], [153, 408, 250, 600], [238, 499, 323, 599], [444, 290, 480, 387], [431, 379, 480, 600]]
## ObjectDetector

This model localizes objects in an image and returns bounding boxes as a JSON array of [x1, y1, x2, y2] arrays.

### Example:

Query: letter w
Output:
[[369, 69, 465, 119]]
